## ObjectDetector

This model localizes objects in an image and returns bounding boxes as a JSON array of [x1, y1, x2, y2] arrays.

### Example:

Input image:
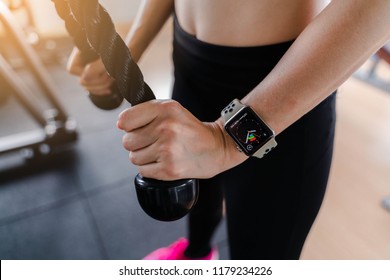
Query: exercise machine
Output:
[[0, 2, 77, 160]]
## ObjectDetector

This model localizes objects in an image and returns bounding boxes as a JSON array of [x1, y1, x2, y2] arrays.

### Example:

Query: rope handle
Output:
[[52, 0, 155, 107]]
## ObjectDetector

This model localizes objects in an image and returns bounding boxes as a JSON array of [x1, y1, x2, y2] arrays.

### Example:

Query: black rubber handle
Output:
[[135, 174, 199, 222]]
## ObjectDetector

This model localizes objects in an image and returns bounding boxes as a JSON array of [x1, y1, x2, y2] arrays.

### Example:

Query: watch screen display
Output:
[[225, 107, 273, 156]]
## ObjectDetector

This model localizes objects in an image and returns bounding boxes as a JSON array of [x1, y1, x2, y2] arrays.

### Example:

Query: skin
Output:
[[68, 0, 390, 181]]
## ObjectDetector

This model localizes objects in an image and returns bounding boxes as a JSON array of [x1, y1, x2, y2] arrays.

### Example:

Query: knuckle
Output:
[[158, 143, 175, 160], [155, 101, 184, 135], [129, 152, 138, 165], [160, 100, 183, 117], [122, 134, 133, 151], [157, 119, 181, 140], [159, 124, 175, 139]]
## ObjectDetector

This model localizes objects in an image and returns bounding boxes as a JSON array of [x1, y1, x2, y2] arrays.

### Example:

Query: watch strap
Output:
[[221, 99, 277, 158], [221, 99, 245, 122], [252, 137, 277, 158]]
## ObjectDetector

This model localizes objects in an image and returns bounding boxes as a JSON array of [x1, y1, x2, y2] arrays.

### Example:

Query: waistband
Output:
[[173, 16, 294, 65]]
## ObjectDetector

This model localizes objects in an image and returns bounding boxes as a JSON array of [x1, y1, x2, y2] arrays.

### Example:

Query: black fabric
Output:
[[172, 18, 336, 259]]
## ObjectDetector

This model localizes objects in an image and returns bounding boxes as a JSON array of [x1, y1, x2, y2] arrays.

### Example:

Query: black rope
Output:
[[52, 0, 98, 65], [52, 0, 155, 107]]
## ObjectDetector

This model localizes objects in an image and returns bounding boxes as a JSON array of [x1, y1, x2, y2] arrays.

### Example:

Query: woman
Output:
[[68, 0, 390, 259]]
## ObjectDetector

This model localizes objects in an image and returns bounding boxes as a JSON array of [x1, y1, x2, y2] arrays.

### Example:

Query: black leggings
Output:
[[172, 18, 336, 260]]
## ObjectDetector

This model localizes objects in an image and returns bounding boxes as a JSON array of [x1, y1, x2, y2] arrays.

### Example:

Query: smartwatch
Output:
[[221, 99, 277, 158]]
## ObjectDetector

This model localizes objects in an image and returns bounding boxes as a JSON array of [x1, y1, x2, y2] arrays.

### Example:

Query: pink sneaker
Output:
[[143, 238, 218, 260]]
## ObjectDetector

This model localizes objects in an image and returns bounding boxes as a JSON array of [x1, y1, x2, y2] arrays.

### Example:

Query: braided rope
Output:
[[52, 0, 98, 64], [52, 0, 155, 106]]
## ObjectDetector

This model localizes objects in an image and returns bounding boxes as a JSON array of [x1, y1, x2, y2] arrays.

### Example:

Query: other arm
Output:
[[239, 0, 390, 135]]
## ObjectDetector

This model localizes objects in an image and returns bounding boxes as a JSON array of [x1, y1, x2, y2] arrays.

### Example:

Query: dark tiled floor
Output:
[[0, 48, 229, 259]]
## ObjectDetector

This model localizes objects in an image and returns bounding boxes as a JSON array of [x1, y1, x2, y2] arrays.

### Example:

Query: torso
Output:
[[174, 0, 330, 46]]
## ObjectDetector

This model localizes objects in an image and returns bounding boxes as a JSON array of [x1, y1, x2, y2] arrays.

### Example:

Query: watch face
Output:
[[225, 107, 274, 156]]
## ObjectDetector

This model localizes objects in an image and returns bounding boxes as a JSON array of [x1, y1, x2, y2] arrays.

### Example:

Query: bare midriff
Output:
[[174, 0, 330, 46]]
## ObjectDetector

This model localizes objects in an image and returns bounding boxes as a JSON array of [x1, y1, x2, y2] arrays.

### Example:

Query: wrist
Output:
[[213, 118, 248, 172], [127, 41, 144, 63]]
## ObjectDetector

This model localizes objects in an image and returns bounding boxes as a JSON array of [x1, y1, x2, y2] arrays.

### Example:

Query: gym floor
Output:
[[1, 20, 390, 260]]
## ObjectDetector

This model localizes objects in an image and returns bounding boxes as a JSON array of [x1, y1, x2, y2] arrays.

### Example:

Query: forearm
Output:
[[241, 0, 390, 135], [125, 0, 174, 62]]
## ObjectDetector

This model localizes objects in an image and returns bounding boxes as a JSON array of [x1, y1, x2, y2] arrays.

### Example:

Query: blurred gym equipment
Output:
[[0, 1, 77, 160]]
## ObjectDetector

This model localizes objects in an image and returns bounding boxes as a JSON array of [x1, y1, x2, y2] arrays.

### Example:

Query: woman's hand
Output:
[[117, 100, 247, 180], [67, 47, 114, 96]]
